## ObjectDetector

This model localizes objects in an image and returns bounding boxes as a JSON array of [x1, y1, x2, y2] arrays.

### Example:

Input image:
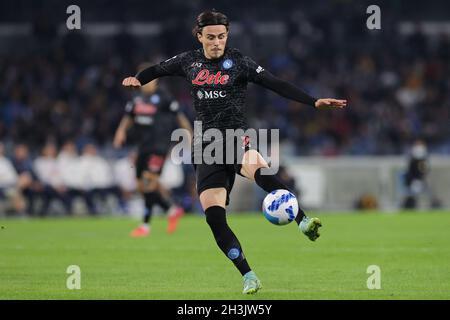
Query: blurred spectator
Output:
[[57, 141, 97, 215], [57, 141, 83, 191], [0, 142, 26, 215], [113, 150, 138, 212], [1, 4, 449, 157], [402, 139, 430, 209], [355, 193, 379, 210], [11, 144, 43, 215], [0, 0, 449, 215], [79, 143, 126, 214], [114, 151, 137, 199], [34, 143, 71, 216]]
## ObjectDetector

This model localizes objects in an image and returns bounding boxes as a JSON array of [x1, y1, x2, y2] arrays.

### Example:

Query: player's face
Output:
[[197, 25, 228, 59]]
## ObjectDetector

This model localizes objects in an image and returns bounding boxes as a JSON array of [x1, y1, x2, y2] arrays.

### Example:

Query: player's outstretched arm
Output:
[[121, 64, 167, 87], [123, 53, 187, 88], [253, 69, 347, 109]]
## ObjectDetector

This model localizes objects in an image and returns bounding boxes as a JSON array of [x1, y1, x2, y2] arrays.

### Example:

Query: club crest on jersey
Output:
[[222, 59, 233, 69], [192, 69, 229, 85]]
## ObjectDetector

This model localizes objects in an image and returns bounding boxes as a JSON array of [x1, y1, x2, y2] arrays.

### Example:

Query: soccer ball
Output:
[[262, 189, 298, 225]]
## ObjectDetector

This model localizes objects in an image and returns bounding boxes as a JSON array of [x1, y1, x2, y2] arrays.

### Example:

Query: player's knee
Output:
[[199, 188, 227, 209], [242, 163, 268, 180], [243, 150, 268, 166], [241, 151, 269, 179]]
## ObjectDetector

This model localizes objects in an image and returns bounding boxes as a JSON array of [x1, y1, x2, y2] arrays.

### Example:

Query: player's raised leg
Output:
[[199, 187, 262, 294], [240, 149, 322, 241]]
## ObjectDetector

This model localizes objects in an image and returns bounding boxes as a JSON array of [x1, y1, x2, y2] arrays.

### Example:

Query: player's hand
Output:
[[315, 98, 347, 109], [122, 77, 141, 87]]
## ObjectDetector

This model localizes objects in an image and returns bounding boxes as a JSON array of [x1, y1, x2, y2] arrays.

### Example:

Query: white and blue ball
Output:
[[262, 189, 298, 225]]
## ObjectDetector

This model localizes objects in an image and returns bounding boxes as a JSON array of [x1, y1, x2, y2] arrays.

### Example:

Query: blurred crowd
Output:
[[0, 0, 449, 215], [0, 141, 196, 216], [1, 1, 449, 157]]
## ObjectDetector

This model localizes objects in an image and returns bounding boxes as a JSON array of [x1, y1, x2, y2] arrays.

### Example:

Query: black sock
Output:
[[254, 168, 306, 225], [254, 168, 290, 193], [205, 206, 251, 276], [143, 192, 158, 224], [154, 192, 171, 211], [294, 208, 306, 225]]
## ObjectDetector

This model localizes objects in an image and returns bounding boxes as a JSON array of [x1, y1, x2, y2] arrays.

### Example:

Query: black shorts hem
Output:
[[196, 183, 232, 207], [197, 183, 228, 196]]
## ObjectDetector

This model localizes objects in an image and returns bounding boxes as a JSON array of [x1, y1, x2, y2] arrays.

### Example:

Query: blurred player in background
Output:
[[114, 64, 193, 237], [122, 10, 346, 293]]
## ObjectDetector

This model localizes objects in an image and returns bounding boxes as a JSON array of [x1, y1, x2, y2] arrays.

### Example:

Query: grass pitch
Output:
[[1, 211, 449, 299]]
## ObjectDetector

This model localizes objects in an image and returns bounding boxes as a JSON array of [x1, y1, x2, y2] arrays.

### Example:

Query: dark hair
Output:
[[192, 9, 229, 37]]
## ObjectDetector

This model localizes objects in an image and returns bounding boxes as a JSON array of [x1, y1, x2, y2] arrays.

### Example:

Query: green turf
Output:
[[1, 211, 449, 299]]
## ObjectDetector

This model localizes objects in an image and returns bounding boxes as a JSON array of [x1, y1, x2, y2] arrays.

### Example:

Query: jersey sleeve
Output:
[[135, 52, 190, 85], [242, 55, 317, 107], [242, 55, 266, 83], [158, 52, 189, 77]]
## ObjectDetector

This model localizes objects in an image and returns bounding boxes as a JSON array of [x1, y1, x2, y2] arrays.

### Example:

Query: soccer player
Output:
[[114, 67, 192, 236], [122, 10, 346, 293]]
